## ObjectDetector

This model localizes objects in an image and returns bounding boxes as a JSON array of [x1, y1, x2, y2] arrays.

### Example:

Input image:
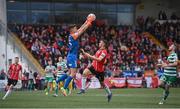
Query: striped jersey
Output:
[[56, 60, 67, 77], [92, 49, 107, 72], [164, 52, 178, 76], [45, 65, 56, 77]]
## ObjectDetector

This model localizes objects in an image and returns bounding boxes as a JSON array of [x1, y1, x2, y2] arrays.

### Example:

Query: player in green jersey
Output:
[[53, 56, 69, 97], [158, 44, 178, 104], [45, 60, 56, 95]]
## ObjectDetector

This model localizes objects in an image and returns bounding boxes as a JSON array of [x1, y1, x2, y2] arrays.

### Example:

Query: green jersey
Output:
[[57, 60, 67, 77], [164, 52, 178, 76], [45, 65, 56, 77]]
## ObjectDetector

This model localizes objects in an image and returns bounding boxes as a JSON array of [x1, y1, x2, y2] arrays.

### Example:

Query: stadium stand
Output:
[[9, 22, 167, 78]]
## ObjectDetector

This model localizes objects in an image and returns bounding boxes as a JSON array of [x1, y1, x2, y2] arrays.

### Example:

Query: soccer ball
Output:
[[120, 45, 128, 51], [87, 13, 96, 21]]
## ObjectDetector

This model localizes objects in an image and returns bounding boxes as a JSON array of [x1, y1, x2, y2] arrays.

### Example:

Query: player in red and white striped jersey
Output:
[[77, 40, 112, 102], [2, 57, 22, 100]]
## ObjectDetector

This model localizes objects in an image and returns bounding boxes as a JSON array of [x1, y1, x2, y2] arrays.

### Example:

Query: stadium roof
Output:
[[8, 0, 141, 4]]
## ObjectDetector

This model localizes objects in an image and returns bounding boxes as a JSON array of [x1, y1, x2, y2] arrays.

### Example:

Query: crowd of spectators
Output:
[[21, 70, 42, 90], [136, 11, 180, 60], [9, 22, 167, 78], [10, 24, 68, 68], [0, 69, 6, 80], [149, 21, 180, 59], [136, 16, 155, 31]]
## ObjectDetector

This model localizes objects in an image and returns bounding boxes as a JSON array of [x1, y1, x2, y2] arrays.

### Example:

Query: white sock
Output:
[[2, 89, 12, 100], [104, 83, 111, 95], [81, 77, 86, 90], [85, 81, 91, 90]]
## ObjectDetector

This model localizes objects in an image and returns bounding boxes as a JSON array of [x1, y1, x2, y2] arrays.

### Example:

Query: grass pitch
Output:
[[0, 88, 180, 108]]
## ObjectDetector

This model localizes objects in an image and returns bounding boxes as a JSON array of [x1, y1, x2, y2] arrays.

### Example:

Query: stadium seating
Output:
[[150, 21, 180, 48], [9, 23, 170, 77]]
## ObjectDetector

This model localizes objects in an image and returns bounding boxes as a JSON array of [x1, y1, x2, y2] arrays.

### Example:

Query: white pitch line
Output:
[[7, 92, 180, 98]]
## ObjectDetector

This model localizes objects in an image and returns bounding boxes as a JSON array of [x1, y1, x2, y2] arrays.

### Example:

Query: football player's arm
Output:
[[45, 67, 48, 73], [163, 61, 178, 67], [81, 49, 105, 62], [54, 67, 57, 75], [77, 20, 92, 36], [19, 66, 22, 80], [162, 56, 178, 67], [71, 21, 91, 40]]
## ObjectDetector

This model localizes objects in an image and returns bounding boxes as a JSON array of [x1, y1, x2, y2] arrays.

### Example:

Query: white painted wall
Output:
[[0, 32, 38, 73], [0, 0, 6, 24], [135, 0, 179, 19], [0, 35, 6, 71], [0, 0, 7, 72], [0, 0, 37, 73], [0, 35, 21, 71]]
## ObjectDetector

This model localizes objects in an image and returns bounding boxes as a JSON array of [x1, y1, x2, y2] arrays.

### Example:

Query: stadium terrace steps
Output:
[[7, 30, 45, 75], [144, 32, 167, 50], [144, 32, 180, 63]]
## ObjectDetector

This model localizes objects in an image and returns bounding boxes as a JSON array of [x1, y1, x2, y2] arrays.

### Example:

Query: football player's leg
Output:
[[159, 79, 165, 89], [99, 74, 112, 102], [64, 68, 76, 89], [47, 82, 50, 94], [163, 83, 170, 101], [82, 69, 91, 90], [61, 68, 76, 96], [163, 76, 176, 101], [54, 77, 60, 96], [2, 80, 16, 100], [159, 75, 167, 104], [77, 68, 92, 94]]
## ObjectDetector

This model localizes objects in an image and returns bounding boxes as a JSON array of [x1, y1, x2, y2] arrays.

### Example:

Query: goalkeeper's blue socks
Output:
[[64, 76, 73, 89]]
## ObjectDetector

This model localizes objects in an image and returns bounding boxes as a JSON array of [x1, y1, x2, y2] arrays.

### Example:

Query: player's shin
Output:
[[104, 83, 112, 102], [47, 83, 50, 94], [163, 84, 170, 100], [2, 85, 13, 100], [85, 81, 91, 90], [55, 83, 59, 95], [104, 83, 111, 95], [81, 76, 87, 90]]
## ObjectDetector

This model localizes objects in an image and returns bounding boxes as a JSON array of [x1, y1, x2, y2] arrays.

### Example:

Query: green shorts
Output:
[[160, 75, 177, 85], [45, 77, 54, 83]]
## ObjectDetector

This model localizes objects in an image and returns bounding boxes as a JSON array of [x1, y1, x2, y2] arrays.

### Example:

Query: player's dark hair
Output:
[[59, 55, 64, 59], [100, 40, 107, 49]]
